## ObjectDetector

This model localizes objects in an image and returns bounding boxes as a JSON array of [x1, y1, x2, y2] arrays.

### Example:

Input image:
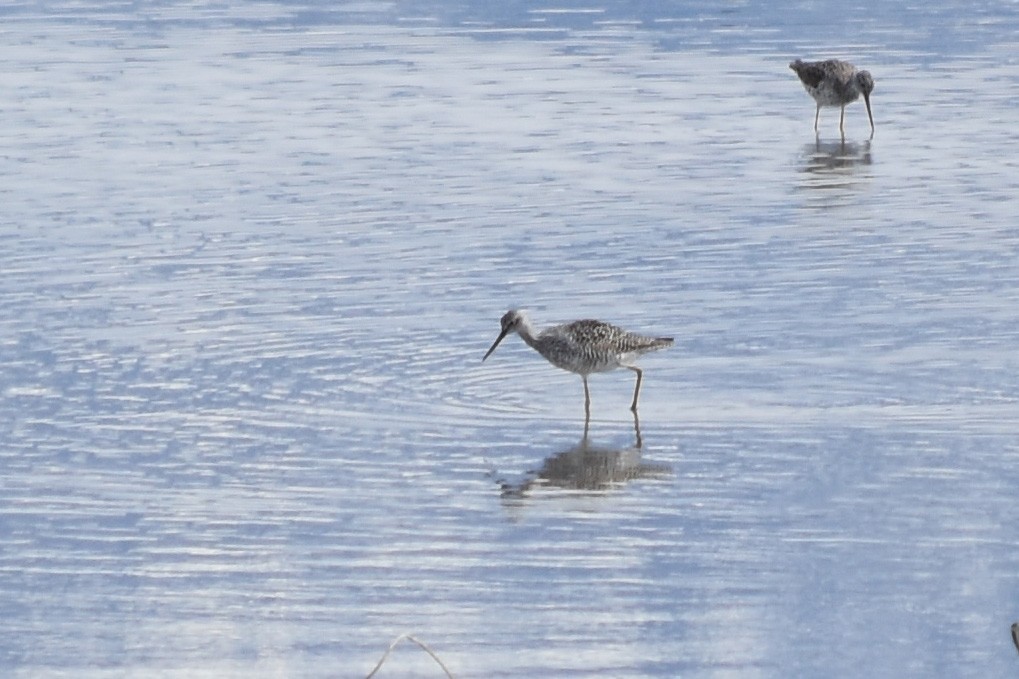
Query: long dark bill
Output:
[[864, 92, 874, 133], [482, 326, 510, 362]]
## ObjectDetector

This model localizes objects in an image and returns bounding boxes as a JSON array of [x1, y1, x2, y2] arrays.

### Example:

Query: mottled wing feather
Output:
[[567, 320, 671, 356], [611, 333, 673, 355], [790, 59, 827, 89], [535, 319, 671, 374]]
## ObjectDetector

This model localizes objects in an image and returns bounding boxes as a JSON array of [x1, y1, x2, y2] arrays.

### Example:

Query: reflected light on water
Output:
[[3, 2, 1019, 678]]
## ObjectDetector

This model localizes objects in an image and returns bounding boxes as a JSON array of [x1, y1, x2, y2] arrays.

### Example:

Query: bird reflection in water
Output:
[[497, 411, 671, 498], [802, 137, 872, 176]]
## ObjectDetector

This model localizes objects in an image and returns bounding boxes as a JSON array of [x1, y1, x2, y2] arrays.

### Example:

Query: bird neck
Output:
[[515, 315, 541, 349]]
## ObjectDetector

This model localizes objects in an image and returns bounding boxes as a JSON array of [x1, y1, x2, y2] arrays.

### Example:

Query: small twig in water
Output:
[[364, 634, 454, 679]]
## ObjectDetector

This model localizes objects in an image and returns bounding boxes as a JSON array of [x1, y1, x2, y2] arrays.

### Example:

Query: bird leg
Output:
[[628, 367, 643, 412], [814, 104, 820, 132], [839, 105, 846, 134], [582, 375, 591, 419]]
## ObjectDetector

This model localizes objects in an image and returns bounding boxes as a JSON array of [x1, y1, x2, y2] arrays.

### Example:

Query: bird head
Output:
[[483, 309, 526, 361], [856, 70, 875, 96]]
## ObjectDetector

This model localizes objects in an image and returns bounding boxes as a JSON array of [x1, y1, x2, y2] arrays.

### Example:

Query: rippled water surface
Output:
[[3, 1, 1019, 677]]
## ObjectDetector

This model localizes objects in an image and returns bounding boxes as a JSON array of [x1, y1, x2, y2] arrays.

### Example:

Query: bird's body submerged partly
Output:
[[482, 309, 673, 413], [790, 58, 875, 136]]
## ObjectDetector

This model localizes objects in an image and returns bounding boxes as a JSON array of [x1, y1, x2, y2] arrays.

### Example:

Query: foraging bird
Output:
[[482, 309, 673, 414], [789, 58, 874, 136]]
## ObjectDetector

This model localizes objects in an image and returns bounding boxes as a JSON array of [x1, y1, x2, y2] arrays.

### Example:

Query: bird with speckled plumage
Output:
[[482, 309, 673, 414], [790, 58, 875, 136]]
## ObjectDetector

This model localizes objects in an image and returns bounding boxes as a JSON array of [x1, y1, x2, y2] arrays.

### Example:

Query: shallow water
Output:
[[3, 1, 1019, 677]]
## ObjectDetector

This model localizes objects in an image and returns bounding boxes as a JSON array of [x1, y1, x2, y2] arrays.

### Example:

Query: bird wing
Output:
[[790, 60, 827, 89], [558, 320, 670, 357]]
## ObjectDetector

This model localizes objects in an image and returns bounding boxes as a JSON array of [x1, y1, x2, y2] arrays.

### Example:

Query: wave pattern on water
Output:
[[3, 2, 1019, 678]]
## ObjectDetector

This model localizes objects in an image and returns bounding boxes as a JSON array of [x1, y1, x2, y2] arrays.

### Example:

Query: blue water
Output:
[[3, 1, 1019, 677]]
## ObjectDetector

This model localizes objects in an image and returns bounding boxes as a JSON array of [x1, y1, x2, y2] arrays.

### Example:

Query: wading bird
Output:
[[482, 309, 673, 414], [790, 58, 874, 136]]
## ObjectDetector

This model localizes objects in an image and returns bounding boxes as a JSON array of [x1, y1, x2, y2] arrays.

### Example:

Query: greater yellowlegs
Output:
[[482, 309, 673, 414], [790, 58, 874, 136]]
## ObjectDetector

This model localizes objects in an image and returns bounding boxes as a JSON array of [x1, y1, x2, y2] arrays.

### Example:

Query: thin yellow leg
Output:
[[583, 375, 591, 418], [628, 367, 643, 412]]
